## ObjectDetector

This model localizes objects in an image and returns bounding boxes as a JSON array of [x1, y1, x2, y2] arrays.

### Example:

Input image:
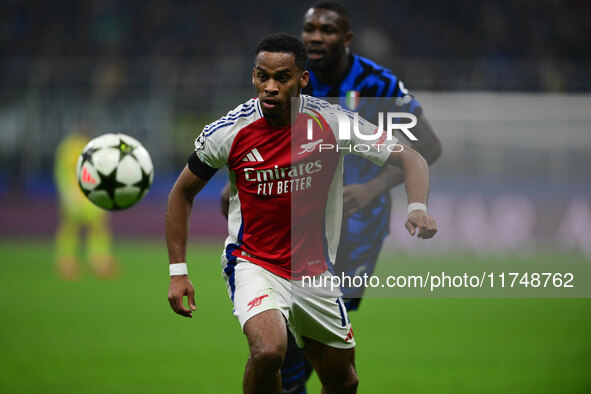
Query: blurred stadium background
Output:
[[1, 0, 590, 393]]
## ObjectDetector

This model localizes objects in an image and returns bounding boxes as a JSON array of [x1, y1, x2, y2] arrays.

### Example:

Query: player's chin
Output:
[[261, 106, 283, 119], [307, 58, 326, 69]]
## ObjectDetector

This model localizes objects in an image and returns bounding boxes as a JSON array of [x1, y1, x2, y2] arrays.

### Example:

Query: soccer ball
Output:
[[76, 133, 154, 210]]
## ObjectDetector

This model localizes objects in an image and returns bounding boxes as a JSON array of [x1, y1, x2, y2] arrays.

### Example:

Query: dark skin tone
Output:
[[301, 7, 442, 216], [252, 51, 309, 127], [169, 49, 436, 393], [222, 10, 440, 218], [301, 7, 353, 86], [171, 51, 310, 317], [167, 51, 380, 394]]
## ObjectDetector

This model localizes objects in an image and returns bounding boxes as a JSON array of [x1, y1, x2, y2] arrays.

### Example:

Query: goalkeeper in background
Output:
[[54, 128, 118, 279]]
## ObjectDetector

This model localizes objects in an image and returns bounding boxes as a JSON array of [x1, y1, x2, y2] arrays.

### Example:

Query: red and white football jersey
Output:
[[192, 95, 395, 279]]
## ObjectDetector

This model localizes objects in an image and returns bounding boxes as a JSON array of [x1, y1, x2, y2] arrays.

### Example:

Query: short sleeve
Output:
[[193, 128, 228, 170], [391, 79, 423, 117]]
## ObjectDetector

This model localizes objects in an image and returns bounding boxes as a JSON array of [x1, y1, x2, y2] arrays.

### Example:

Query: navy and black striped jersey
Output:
[[303, 54, 424, 288], [304, 54, 422, 116]]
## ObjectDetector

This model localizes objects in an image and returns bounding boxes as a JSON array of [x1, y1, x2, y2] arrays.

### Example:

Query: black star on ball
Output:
[[81, 146, 99, 166], [93, 168, 127, 205], [133, 167, 152, 195]]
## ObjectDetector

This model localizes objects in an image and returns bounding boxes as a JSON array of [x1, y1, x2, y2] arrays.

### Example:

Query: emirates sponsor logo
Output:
[[243, 160, 322, 182]]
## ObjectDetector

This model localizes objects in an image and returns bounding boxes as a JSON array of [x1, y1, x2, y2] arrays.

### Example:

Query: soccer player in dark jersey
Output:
[[279, 3, 442, 392], [166, 33, 437, 394]]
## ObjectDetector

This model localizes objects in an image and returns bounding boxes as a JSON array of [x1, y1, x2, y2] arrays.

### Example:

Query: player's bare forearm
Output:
[[387, 143, 437, 239], [165, 165, 208, 317], [344, 115, 440, 216], [387, 144, 429, 204], [362, 115, 440, 195], [367, 165, 403, 194], [408, 114, 441, 165], [165, 165, 208, 264], [360, 115, 440, 197]]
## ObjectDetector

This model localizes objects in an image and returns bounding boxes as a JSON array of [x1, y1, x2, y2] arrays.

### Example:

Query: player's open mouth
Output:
[[307, 49, 325, 60], [262, 99, 280, 109]]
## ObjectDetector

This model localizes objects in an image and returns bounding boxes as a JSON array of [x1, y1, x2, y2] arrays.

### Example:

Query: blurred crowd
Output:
[[2, 0, 590, 91], [1, 0, 590, 195]]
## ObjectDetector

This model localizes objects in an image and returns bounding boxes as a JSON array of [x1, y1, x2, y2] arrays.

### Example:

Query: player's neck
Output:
[[264, 96, 301, 127], [265, 115, 291, 128], [313, 51, 351, 86], [264, 107, 292, 128]]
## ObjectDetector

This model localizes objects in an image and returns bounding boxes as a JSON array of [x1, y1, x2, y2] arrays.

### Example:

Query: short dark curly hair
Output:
[[255, 33, 307, 71]]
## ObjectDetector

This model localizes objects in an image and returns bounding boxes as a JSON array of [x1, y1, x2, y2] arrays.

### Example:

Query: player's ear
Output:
[[252, 67, 256, 86], [344, 31, 354, 47], [300, 70, 309, 89]]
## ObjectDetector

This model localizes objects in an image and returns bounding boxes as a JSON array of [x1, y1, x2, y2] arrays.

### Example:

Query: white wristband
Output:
[[408, 202, 427, 216], [169, 263, 188, 276]]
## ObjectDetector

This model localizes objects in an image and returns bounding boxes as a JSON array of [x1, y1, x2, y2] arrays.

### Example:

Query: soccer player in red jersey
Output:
[[166, 33, 436, 394]]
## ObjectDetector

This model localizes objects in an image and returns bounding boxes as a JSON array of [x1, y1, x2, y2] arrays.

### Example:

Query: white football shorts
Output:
[[222, 258, 355, 350]]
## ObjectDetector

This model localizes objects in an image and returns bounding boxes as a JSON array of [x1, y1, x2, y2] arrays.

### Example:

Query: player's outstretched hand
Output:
[[168, 275, 196, 318], [405, 210, 437, 239]]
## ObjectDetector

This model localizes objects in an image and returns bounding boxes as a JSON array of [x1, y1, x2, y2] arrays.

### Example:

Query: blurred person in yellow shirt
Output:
[[54, 128, 118, 279]]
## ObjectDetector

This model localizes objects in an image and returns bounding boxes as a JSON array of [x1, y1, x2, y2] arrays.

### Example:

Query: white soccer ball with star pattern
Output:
[[76, 133, 154, 210]]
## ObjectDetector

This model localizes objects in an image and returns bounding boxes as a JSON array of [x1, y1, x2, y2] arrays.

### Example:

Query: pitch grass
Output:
[[0, 239, 590, 393]]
